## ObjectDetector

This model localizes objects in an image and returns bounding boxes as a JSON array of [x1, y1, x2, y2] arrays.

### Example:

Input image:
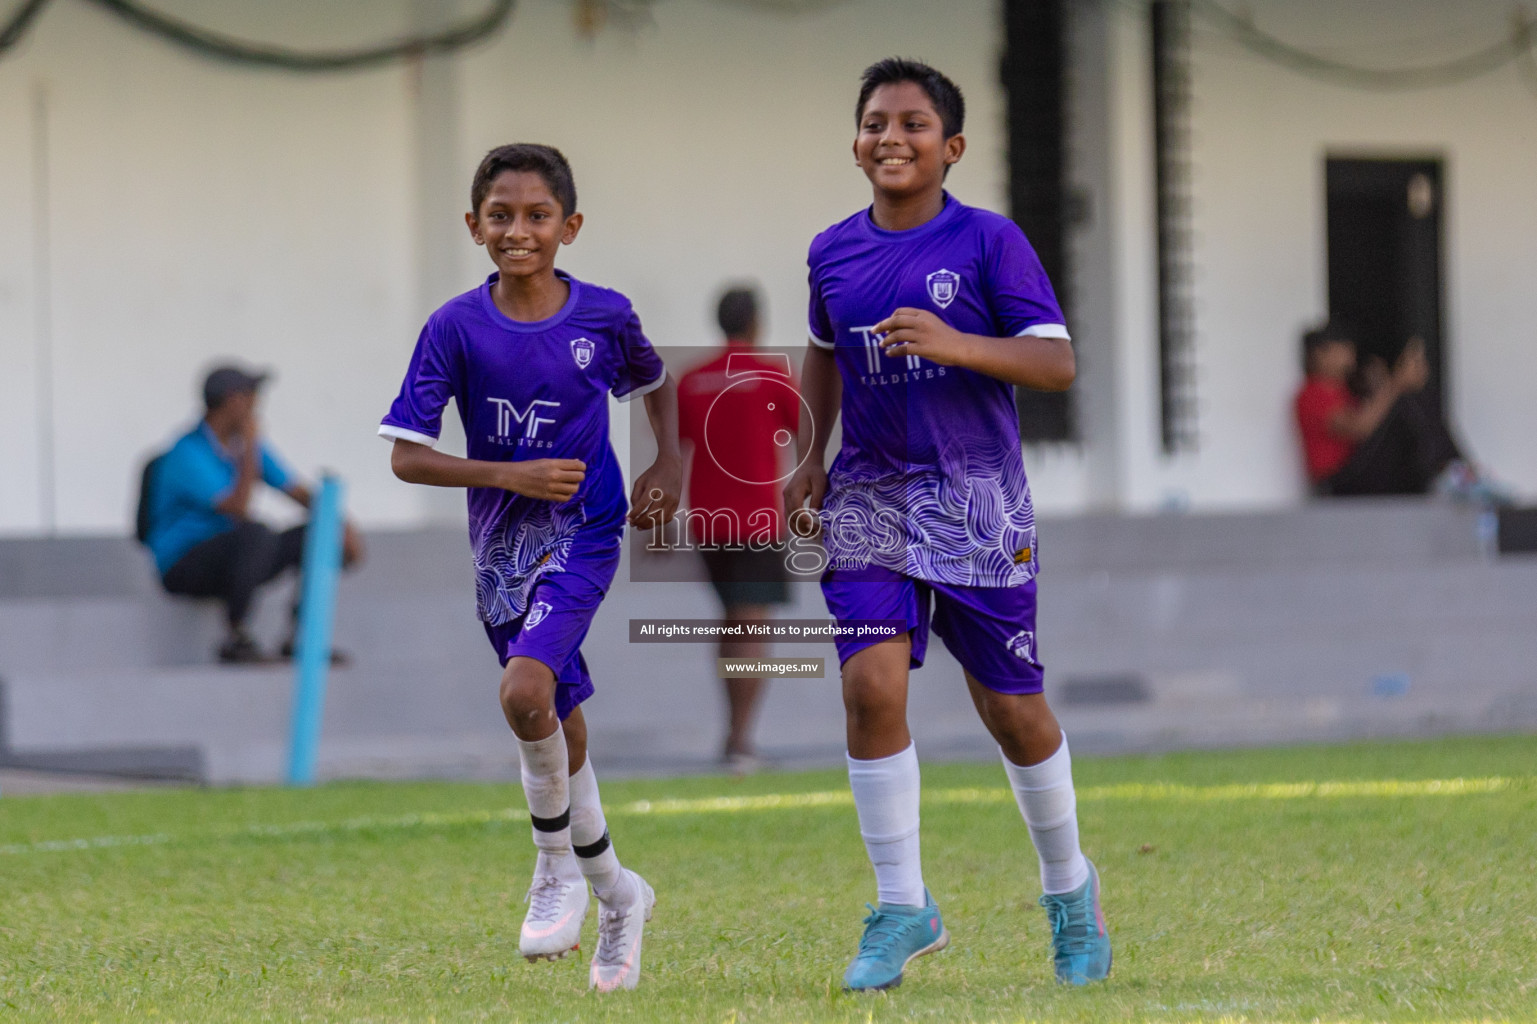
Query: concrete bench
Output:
[[2, 500, 1533, 785]]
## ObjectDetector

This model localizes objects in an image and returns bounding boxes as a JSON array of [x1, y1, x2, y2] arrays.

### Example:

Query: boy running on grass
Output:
[[380, 144, 682, 992], [783, 58, 1112, 992]]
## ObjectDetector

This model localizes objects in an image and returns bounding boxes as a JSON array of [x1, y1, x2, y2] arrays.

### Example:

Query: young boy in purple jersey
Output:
[[783, 59, 1112, 992], [380, 144, 682, 992]]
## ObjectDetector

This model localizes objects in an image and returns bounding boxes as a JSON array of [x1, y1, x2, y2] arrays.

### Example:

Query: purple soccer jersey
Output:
[[381, 271, 666, 625], [807, 193, 1068, 587]]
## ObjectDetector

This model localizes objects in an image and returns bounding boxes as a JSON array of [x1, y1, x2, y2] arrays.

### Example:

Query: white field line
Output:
[[0, 776, 1522, 858]]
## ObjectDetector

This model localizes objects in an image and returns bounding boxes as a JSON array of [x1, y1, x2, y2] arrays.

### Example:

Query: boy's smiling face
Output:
[[854, 80, 965, 200], [465, 170, 582, 282]]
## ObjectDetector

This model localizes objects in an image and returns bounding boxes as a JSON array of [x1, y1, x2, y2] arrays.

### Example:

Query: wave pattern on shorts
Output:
[[824, 437, 1037, 587], [470, 501, 586, 625]]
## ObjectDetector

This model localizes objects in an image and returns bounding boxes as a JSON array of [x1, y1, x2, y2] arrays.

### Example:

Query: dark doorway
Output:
[[1325, 157, 1446, 417]]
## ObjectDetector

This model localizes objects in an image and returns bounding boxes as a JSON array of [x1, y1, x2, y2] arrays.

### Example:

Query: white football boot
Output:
[[518, 867, 589, 961], [588, 869, 656, 992]]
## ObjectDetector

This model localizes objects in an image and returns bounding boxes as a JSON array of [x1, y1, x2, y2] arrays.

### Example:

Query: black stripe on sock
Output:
[[530, 807, 571, 833], [573, 830, 611, 859]]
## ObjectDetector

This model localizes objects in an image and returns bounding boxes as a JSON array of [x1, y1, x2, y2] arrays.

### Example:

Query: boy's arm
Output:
[[390, 439, 586, 502], [627, 373, 683, 528], [783, 342, 840, 537], [873, 308, 1076, 391]]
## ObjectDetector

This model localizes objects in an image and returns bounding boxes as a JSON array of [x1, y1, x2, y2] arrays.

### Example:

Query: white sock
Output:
[[1002, 732, 1090, 895], [847, 743, 926, 907], [517, 731, 578, 879], [568, 756, 634, 903]]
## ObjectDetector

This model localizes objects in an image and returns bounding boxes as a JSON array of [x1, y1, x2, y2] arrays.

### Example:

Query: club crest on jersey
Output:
[[926, 269, 961, 310], [1006, 629, 1038, 665], [524, 600, 553, 630], [570, 336, 595, 369]]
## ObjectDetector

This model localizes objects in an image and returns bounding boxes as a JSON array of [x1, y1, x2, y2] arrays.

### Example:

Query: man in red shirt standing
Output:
[[678, 286, 800, 771], [1294, 324, 1466, 496]]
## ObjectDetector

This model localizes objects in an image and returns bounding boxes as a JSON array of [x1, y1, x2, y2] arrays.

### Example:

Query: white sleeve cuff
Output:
[[378, 424, 439, 447], [616, 370, 667, 403], [1016, 323, 1071, 340], [808, 332, 836, 350]]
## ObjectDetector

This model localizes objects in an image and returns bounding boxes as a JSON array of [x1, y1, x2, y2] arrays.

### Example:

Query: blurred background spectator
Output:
[[139, 365, 364, 663], [678, 286, 800, 771], [1294, 325, 1506, 504]]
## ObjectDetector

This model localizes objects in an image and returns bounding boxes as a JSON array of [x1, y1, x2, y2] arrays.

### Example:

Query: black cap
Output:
[[203, 364, 269, 410]]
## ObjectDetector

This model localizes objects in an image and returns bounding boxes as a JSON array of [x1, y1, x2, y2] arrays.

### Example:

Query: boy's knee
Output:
[[977, 688, 1060, 749], [499, 659, 557, 732], [842, 667, 901, 722], [978, 687, 1045, 720]]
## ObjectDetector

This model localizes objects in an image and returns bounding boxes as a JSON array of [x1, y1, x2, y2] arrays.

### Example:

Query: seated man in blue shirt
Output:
[[145, 365, 363, 663]]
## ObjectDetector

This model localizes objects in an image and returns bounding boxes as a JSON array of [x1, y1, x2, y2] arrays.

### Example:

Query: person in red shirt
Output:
[[678, 286, 800, 770], [1294, 324, 1464, 496]]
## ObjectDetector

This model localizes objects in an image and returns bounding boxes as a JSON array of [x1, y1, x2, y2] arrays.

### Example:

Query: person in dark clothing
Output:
[[1294, 325, 1486, 498], [144, 365, 363, 662]]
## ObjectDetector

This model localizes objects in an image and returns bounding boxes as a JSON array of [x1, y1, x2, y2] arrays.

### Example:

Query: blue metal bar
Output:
[[286, 475, 345, 786]]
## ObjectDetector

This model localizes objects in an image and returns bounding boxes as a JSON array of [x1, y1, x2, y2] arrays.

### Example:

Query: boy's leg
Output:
[[971, 681, 1107, 984], [843, 637, 923, 903], [823, 569, 949, 991], [931, 580, 1109, 984], [965, 681, 1087, 895], [502, 570, 653, 990], [561, 681, 652, 993], [500, 655, 589, 961], [561, 705, 635, 903]]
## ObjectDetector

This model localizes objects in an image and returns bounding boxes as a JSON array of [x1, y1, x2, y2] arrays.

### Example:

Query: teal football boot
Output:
[[842, 892, 949, 992], [1038, 859, 1112, 985]]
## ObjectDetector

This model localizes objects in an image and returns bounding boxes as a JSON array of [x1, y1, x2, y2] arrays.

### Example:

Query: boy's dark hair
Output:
[[856, 57, 965, 139], [716, 286, 759, 339], [470, 143, 577, 218], [1301, 322, 1354, 372]]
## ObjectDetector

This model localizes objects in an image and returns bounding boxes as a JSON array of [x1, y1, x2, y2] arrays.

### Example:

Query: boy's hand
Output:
[[501, 459, 586, 501], [873, 308, 973, 366], [783, 462, 828, 539], [628, 455, 681, 529]]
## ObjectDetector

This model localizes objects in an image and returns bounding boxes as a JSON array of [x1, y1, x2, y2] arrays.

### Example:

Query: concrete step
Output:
[[0, 504, 1530, 784], [1039, 498, 1485, 572]]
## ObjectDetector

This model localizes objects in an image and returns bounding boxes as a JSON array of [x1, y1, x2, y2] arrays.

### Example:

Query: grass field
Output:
[[2, 735, 1534, 1023]]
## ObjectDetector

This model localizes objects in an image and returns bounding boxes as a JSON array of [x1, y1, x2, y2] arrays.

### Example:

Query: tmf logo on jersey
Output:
[[852, 325, 920, 373], [570, 337, 595, 369], [487, 397, 559, 438], [926, 269, 961, 309]]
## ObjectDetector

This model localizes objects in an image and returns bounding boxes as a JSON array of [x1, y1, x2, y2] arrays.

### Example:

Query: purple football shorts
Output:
[[820, 565, 1045, 694], [483, 569, 609, 721]]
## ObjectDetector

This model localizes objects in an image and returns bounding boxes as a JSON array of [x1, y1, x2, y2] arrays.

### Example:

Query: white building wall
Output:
[[0, 79, 44, 529], [2, 0, 1532, 536], [0, 0, 1013, 536], [1069, 0, 1537, 513], [0, 0, 422, 535]]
